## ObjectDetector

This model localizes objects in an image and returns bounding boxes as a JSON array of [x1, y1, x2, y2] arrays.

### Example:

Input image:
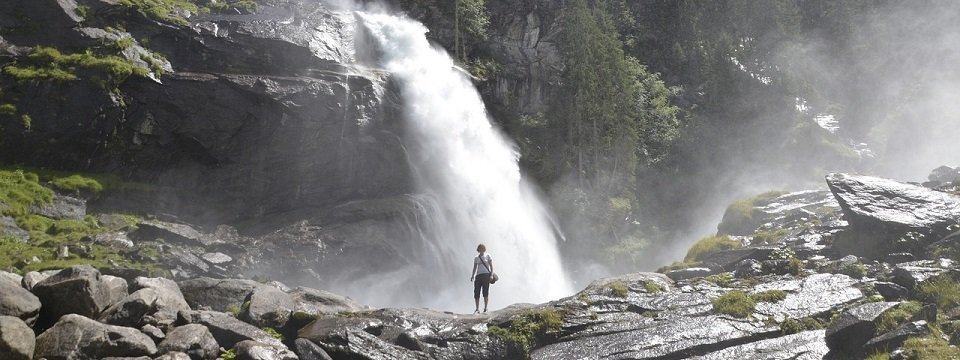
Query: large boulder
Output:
[[0, 216, 29, 242], [289, 286, 365, 318], [824, 302, 900, 355], [34, 314, 157, 359], [0, 279, 41, 326], [31, 265, 124, 326], [689, 330, 828, 359], [241, 285, 295, 329], [178, 277, 261, 312], [157, 324, 220, 360], [132, 277, 192, 324], [177, 310, 285, 349], [232, 340, 299, 360], [134, 220, 208, 247], [0, 316, 34, 360], [826, 173, 960, 257], [99, 288, 163, 327], [30, 194, 85, 220], [293, 338, 334, 360]]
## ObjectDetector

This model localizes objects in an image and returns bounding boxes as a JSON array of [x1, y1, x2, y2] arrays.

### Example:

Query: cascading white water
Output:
[[358, 12, 572, 311]]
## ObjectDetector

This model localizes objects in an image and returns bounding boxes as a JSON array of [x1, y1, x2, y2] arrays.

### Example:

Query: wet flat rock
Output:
[[753, 273, 863, 320], [532, 315, 778, 360], [690, 330, 828, 360]]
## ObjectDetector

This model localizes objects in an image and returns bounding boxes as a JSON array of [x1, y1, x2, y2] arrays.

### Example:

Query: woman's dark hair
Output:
[[477, 244, 486, 252]]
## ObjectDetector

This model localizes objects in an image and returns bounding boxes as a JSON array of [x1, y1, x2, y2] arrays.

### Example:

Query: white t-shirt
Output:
[[474, 254, 493, 274]]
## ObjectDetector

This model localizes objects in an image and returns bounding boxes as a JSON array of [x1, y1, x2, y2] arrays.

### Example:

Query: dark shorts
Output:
[[474, 273, 491, 298]]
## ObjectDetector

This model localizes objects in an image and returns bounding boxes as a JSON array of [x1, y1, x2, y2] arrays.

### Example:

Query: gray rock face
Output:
[[690, 330, 828, 360], [157, 324, 220, 360], [701, 247, 776, 272], [104, 274, 131, 305], [93, 232, 136, 248], [290, 286, 364, 317], [0, 279, 41, 325], [0, 316, 35, 360], [753, 273, 863, 321], [232, 340, 299, 360], [827, 173, 960, 256], [178, 310, 284, 349], [664, 267, 717, 281], [34, 314, 157, 359], [0, 216, 29, 242], [241, 285, 295, 328], [135, 220, 208, 247], [178, 277, 261, 312], [824, 301, 900, 355], [864, 320, 930, 354], [891, 259, 952, 289], [155, 352, 193, 360], [293, 338, 333, 360], [0, 270, 22, 286], [100, 288, 163, 327], [928, 165, 960, 184], [32, 265, 121, 325], [20, 270, 55, 291], [30, 194, 85, 220], [132, 277, 192, 324]]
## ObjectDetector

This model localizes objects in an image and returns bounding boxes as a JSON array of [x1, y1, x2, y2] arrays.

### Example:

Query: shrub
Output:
[[840, 263, 867, 278], [875, 301, 921, 335], [608, 282, 629, 298], [50, 175, 104, 194], [705, 272, 734, 287], [780, 317, 823, 335], [19, 114, 31, 130], [685, 235, 740, 262], [488, 309, 564, 359], [788, 258, 803, 276], [917, 275, 960, 310], [712, 291, 755, 318]]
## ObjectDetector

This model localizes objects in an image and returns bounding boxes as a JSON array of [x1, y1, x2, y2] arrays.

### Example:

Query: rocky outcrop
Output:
[[34, 314, 157, 359], [824, 302, 899, 355], [177, 310, 285, 349], [179, 277, 261, 312], [157, 324, 220, 360], [32, 265, 126, 327], [827, 173, 960, 257], [0, 279, 41, 326], [241, 285, 295, 329]]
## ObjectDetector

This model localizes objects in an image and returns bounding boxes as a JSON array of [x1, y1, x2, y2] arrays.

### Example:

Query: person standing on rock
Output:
[[470, 243, 494, 314]]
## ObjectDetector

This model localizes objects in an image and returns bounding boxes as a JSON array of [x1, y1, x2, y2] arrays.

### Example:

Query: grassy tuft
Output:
[[262, 327, 284, 341], [50, 175, 104, 194], [642, 280, 664, 294], [0, 170, 54, 217], [875, 301, 921, 335], [712, 290, 755, 318], [705, 272, 734, 287], [608, 282, 629, 298], [750, 290, 787, 303], [685, 235, 740, 262], [780, 317, 824, 335], [717, 191, 786, 234], [917, 275, 960, 311], [3, 46, 149, 89]]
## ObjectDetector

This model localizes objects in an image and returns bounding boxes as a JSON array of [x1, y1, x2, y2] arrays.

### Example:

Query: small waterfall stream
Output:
[[357, 12, 573, 311]]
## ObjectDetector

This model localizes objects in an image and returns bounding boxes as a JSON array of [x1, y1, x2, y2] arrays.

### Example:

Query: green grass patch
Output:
[[488, 309, 564, 359], [901, 334, 960, 359], [0, 170, 54, 217], [917, 275, 960, 310], [840, 262, 867, 279], [712, 291, 755, 318], [220, 349, 236, 360], [657, 260, 700, 273], [685, 235, 740, 262], [607, 282, 629, 298], [3, 46, 148, 89], [750, 290, 787, 303], [49, 175, 104, 194], [875, 301, 921, 335], [0, 103, 16, 116]]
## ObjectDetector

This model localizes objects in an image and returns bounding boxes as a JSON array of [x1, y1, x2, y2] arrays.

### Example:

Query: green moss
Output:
[[608, 282, 629, 298], [642, 280, 664, 294], [712, 291, 755, 318], [901, 335, 960, 359], [876, 301, 921, 335], [49, 175, 104, 194], [19, 114, 31, 130], [750, 290, 787, 303], [780, 317, 823, 335], [262, 327, 284, 341], [576, 291, 591, 304], [917, 275, 960, 311], [0, 103, 16, 116], [226, 303, 242, 316], [488, 309, 564, 359], [685, 235, 740, 262]]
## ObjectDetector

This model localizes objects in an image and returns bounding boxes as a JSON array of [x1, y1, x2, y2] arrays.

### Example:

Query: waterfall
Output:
[[357, 12, 572, 311]]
